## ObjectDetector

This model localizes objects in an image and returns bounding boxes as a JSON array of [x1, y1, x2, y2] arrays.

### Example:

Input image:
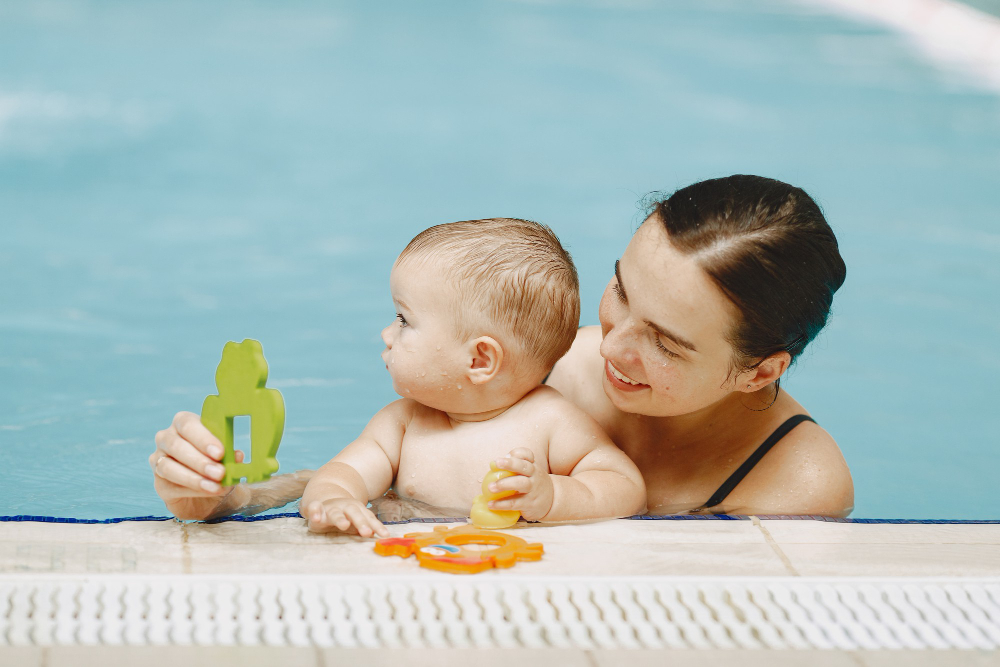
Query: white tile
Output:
[[0, 647, 44, 667], [0, 521, 185, 574], [322, 649, 590, 667], [590, 649, 861, 667], [184, 518, 788, 576], [780, 543, 1000, 576], [759, 520, 1000, 546], [45, 646, 319, 667], [856, 649, 1000, 667]]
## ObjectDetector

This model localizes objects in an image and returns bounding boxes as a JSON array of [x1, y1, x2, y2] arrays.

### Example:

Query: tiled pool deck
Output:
[[2, 516, 999, 664], [3, 516, 1000, 578]]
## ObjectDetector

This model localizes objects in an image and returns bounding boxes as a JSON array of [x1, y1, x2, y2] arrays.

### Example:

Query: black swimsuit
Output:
[[688, 414, 816, 513]]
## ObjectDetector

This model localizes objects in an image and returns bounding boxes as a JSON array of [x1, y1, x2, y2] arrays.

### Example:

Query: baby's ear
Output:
[[467, 336, 504, 385]]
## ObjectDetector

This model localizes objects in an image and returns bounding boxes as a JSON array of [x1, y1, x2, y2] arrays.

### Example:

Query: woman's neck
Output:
[[623, 390, 775, 461]]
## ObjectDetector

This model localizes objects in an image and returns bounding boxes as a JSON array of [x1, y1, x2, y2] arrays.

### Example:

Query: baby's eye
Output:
[[655, 336, 679, 359], [612, 281, 627, 303], [396, 313, 408, 327]]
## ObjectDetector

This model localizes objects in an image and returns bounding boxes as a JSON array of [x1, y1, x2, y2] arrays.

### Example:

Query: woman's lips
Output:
[[605, 360, 648, 392]]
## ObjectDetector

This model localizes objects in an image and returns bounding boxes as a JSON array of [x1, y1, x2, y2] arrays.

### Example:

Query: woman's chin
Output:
[[602, 373, 647, 410]]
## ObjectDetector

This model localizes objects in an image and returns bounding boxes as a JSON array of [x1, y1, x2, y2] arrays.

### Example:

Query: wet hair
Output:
[[649, 175, 846, 374], [396, 218, 580, 374]]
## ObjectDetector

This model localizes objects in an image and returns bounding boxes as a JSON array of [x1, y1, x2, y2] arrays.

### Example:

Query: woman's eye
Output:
[[612, 282, 627, 303], [396, 313, 408, 327], [655, 337, 679, 359]]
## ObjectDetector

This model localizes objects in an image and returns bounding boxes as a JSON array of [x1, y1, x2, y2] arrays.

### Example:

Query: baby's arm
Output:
[[492, 398, 646, 522], [300, 399, 412, 537]]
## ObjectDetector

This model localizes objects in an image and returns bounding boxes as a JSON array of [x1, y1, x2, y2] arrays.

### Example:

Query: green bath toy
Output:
[[201, 339, 284, 486]]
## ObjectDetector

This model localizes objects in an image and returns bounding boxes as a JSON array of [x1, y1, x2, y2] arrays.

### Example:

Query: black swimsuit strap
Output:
[[692, 414, 816, 512]]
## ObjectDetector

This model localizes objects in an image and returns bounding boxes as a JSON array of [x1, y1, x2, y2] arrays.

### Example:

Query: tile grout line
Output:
[[180, 522, 192, 575], [751, 516, 800, 577]]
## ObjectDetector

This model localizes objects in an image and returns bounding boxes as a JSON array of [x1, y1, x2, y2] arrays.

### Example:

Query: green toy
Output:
[[201, 339, 284, 486]]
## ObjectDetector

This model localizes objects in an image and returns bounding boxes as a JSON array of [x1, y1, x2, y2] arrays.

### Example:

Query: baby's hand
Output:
[[302, 498, 389, 538], [489, 448, 554, 521]]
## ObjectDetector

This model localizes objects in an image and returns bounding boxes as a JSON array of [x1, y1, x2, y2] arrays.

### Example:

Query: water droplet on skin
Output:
[[411, 474, 415, 478], [436, 346, 441, 350], [406, 389, 411, 393], [457, 384, 462, 390]]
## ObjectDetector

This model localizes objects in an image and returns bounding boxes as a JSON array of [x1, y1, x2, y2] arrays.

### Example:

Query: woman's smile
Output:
[[605, 359, 648, 391]]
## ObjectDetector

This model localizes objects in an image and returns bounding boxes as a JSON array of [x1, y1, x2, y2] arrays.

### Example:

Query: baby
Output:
[[301, 218, 646, 536]]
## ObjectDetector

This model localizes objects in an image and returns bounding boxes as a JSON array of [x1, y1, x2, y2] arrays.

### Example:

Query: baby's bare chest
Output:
[[393, 422, 550, 510]]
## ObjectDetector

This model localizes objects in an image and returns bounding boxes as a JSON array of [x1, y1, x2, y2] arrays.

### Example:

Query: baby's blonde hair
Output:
[[396, 218, 580, 374]]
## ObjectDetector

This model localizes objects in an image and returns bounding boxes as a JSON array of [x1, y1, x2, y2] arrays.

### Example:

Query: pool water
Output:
[[1, 0, 998, 520]]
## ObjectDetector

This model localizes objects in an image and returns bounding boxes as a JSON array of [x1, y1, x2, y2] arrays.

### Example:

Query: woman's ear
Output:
[[467, 336, 504, 385], [738, 351, 791, 393]]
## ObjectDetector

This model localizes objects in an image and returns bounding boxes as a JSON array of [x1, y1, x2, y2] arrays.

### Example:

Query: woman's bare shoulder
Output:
[[727, 418, 854, 518], [545, 326, 605, 403]]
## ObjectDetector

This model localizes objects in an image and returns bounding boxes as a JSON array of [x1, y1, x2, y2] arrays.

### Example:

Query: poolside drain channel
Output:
[[1, 575, 998, 649]]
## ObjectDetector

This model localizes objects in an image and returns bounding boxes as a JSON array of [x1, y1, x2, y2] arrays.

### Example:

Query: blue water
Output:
[[1, 1, 998, 520]]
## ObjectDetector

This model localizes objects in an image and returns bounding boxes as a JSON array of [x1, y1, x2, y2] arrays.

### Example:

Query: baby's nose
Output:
[[380, 324, 394, 346]]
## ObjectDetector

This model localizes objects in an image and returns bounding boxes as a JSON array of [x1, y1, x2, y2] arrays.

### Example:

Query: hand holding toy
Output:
[[470, 461, 521, 529]]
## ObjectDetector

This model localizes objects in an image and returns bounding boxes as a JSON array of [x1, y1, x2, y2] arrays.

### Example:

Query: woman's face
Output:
[[598, 218, 744, 417]]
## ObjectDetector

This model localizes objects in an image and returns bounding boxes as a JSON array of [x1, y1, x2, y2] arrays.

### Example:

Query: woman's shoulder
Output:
[[725, 406, 855, 517], [545, 326, 605, 399]]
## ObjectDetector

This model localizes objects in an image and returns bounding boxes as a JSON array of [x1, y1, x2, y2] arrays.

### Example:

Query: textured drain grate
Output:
[[2, 576, 999, 649]]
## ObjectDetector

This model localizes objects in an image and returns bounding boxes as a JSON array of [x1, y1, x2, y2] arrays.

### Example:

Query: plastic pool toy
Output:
[[470, 462, 521, 529], [200, 339, 285, 486], [374, 524, 543, 574]]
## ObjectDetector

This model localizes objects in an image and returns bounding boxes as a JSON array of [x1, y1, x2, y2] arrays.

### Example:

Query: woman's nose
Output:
[[600, 318, 642, 364]]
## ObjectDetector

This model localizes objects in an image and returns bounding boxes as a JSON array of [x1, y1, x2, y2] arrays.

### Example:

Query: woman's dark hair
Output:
[[649, 175, 846, 374]]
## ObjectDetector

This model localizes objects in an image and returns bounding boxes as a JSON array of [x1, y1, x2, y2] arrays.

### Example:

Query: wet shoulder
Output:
[[516, 383, 591, 420], [544, 326, 607, 410], [382, 398, 435, 429], [725, 410, 855, 517]]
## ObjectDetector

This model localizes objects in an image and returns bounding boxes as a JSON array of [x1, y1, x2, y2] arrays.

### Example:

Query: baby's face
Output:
[[381, 258, 471, 408]]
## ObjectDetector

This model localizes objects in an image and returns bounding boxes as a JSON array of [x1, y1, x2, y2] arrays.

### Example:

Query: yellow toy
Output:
[[470, 462, 521, 529], [374, 524, 543, 574]]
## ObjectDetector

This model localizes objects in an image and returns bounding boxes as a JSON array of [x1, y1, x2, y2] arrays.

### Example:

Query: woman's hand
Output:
[[489, 448, 555, 521], [151, 411, 246, 520], [302, 498, 389, 538]]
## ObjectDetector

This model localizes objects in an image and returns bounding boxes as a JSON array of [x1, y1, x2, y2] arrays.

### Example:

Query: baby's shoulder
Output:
[[514, 385, 598, 435], [516, 384, 585, 416], [376, 398, 436, 429]]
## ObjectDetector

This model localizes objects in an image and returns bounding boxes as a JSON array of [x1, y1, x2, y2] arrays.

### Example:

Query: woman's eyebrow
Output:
[[617, 258, 698, 352]]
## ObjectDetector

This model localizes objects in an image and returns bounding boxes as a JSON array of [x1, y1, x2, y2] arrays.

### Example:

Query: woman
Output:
[[150, 175, 853, 519]]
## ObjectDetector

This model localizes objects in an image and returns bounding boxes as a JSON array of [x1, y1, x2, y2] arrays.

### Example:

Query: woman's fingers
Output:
[[173, 411, 225, 460], [155, 429, 226, 486], [155, 456, 226, 495]]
